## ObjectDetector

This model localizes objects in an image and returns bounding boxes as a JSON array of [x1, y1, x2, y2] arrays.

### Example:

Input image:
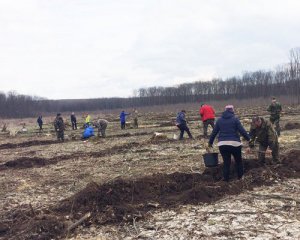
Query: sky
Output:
[[1, 0, 300, 99]]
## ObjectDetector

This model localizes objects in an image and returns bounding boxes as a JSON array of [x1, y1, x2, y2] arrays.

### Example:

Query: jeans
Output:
[[177, 123, 193, 140], [219, 145, 243, 181]]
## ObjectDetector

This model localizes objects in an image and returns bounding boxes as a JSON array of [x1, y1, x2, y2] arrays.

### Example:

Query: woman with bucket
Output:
[[208, 105, 250, 182]]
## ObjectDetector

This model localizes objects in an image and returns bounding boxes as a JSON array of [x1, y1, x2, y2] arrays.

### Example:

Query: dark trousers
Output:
[[219, 145, 243, 181], [38, 124, 43, 131], [121, 122, 126, 129], [72, 121, 77, 130], [203, 119, 215, 137], [177, 124, 193, 140]]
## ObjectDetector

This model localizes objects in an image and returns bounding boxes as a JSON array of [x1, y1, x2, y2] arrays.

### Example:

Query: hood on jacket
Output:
[[221, 110, 234, 119]]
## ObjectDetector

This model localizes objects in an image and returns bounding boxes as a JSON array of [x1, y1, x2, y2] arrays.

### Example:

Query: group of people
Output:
[[36, 109, 139, 141], [119, 108, 139, 129], [176, 97, 282, 182], [36, 97, 283, 182]]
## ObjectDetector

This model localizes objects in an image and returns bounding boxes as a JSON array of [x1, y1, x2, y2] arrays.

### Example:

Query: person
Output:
[[94, 119, 108, 137], [199, 103, 215, 137], [120, 110, 130, 129], [82, 125, 95, 139], [209, 105, 250, 182], [70, 112, 77, 130], [248, 116, 280, 164], [54, 113, 65, 141], [37, 116, 43, 131], [267, 97, 282, 136], [132, 108, 139, 128], [176, 110, 194, 140], [85, 113, 91, 128]]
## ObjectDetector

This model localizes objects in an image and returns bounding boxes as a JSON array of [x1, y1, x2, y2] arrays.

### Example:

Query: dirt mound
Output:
[[3, 157, 47, 169], [55, 150, 300, 225], [0, 140, 55, 150], [284, 121, 300, 130], [2, 209, 65, 240], [2, 150, 299, 239], [1, 142, 142, 170]]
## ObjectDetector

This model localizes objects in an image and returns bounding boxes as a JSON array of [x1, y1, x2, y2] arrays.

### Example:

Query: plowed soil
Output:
[[0, 106, 300, 239]]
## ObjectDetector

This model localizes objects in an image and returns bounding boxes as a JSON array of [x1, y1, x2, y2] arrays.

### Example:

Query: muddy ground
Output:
[[0, 105, 300, 239]]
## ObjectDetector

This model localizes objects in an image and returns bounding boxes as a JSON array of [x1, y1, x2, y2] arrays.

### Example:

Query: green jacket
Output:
[[267, 102, 282, 119], [249, 118, 278, 147]]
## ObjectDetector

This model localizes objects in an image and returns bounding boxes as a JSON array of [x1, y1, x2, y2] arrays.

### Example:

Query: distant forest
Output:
[[1, 48, 300, 118]]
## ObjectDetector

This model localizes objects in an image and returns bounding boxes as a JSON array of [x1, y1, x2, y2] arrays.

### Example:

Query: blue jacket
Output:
[[120, 111, 130, 123], [83, 126, 94, 139], [176, 111, 187, 125], [209, 110, 250, 145]]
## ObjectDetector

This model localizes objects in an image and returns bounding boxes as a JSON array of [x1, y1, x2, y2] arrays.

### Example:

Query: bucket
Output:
[[202, 153, 218, 167]]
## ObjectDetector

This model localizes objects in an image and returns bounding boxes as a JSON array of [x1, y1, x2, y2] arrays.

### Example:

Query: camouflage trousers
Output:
[[98, 123, 107, 137], [270, 116, 280, 136], [258, 143, 279, 163], [133, 117, 138, 128], [57, 130, 64, 141]]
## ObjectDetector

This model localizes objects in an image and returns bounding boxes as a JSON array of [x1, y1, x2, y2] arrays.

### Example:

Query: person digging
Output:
[[246, 116, 280, 164]]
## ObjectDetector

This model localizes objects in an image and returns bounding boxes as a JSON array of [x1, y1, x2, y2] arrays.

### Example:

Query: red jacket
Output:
[[200, 105, 215, 122]]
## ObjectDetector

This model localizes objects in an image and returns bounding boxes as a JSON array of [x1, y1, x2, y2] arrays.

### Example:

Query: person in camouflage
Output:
[[132, 108, 139, 128], [249, 116, 279, 164], [54, 113, 65, 141], [267, 97, 282, 136], [94, 119, 108, 137]]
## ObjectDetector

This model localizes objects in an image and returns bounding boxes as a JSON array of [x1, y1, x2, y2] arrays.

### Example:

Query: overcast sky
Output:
[[1, 0, 300, 99]]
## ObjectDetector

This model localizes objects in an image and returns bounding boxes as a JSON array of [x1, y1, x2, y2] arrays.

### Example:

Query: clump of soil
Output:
[[284, 121, 300, 130], [1, 204, 65, 240]]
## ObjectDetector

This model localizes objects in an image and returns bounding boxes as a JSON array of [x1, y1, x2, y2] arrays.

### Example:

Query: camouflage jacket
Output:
[[249, 118, 278, 147], [267, 102, 282, 118], [94, 119, 108, 129], [54, 117, 65, 131]]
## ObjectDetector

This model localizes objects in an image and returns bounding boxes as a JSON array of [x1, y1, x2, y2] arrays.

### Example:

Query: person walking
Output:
[[176, 110, 194, 140], [209, 105, 250, 182], [120, 110, 130, 129], [70, 112, 77, 130], [37, 116, 43, 131], [267, 97, 282, 136], [94, 119, 108, 137], [199, 103, 215, 137], [54, 113, 65, 141], [248, 116, 280, 164]]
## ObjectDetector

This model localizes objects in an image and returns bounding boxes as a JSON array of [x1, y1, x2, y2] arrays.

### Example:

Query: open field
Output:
[[0, 105, 300, 239]]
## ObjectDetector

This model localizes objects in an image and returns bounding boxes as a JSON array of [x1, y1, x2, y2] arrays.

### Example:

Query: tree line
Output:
[[1, 48, 299, 118]]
